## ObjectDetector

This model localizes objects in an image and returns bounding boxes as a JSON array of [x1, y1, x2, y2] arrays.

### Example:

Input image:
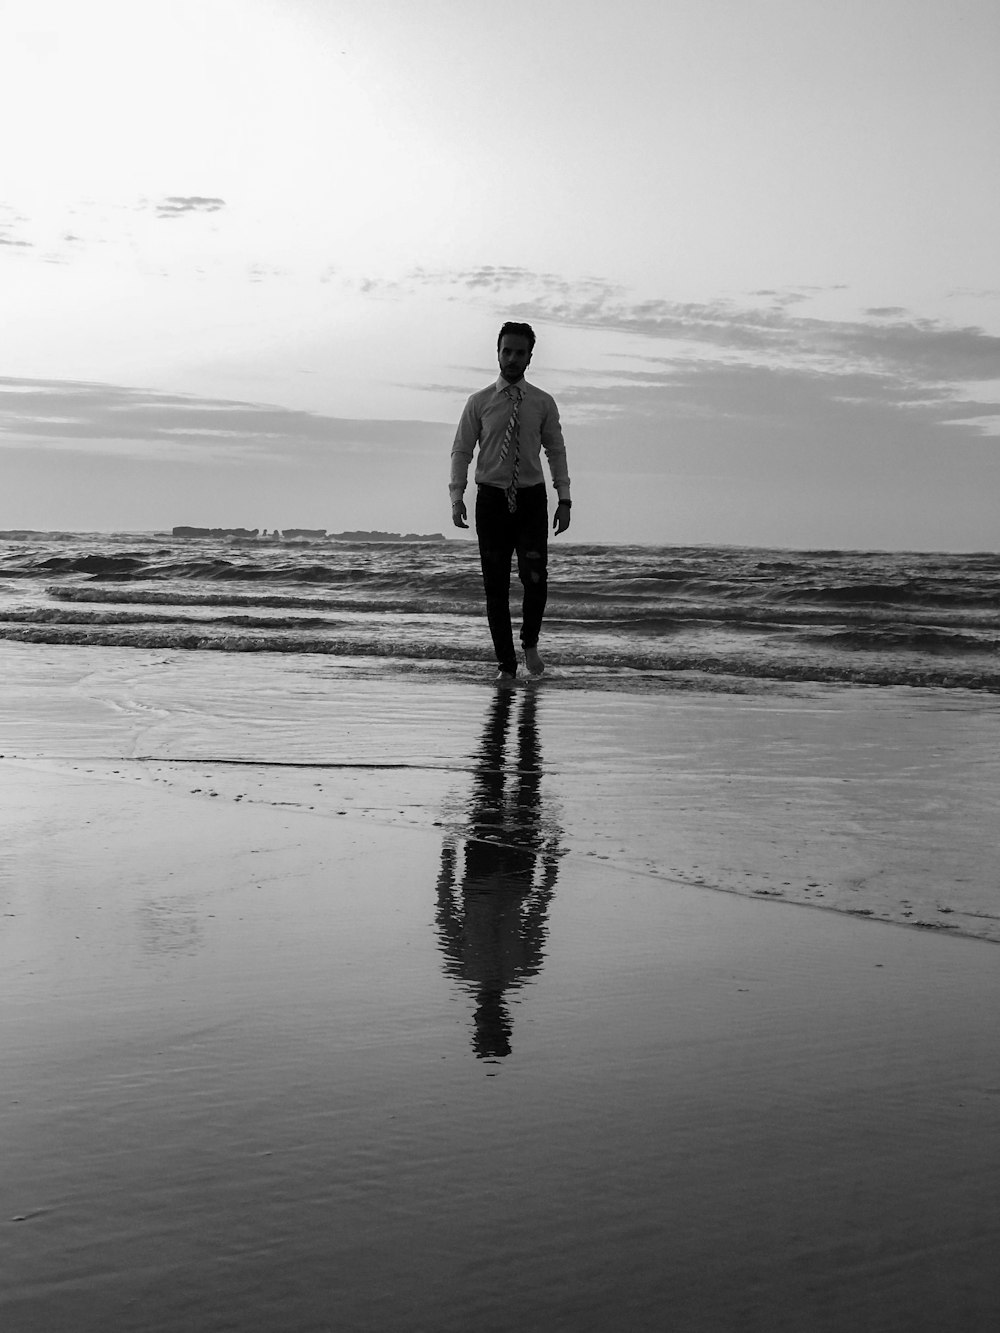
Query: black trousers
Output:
[[475, 483, 548, 675]]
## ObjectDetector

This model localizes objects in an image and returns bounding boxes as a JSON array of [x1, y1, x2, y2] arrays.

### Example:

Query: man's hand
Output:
[[553, 501, 571, 535], [452, 499, 469, 529]]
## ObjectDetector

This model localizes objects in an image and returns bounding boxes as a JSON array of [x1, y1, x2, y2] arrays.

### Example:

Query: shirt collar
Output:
[[496, 374, 526, 394]]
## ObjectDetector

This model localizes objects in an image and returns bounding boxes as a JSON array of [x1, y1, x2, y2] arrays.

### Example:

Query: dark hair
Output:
[[497, 321, 536, 352]]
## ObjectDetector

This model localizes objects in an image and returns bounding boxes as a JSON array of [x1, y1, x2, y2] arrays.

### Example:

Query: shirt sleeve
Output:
[[449, 395, 480, 499], [540, 398, 571, 502]]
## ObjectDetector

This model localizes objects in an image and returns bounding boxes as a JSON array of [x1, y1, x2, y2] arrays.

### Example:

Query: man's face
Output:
[[498, 334, 532, 384]]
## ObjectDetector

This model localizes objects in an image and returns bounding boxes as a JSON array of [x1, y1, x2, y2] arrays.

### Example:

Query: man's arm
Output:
[[540, 396, 571, 535], [450, 395, 480, 529]]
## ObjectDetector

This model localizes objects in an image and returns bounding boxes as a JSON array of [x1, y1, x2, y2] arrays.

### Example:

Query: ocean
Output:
[[2, 533, 998, 692]]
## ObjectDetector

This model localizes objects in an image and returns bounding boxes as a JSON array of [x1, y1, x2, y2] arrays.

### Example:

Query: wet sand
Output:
[[3, 643, 999, 1330]]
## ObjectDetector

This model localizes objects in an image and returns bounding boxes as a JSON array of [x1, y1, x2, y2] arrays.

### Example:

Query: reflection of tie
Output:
[[499, 387, 521, 512]]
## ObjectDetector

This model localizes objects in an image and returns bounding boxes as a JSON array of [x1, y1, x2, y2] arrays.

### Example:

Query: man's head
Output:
[[497, 321, 535, 384]]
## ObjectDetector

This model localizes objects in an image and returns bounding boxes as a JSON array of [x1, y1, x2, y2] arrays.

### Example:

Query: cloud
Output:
[[563, 359, 1000, 434], [391, 265, 1000, 404], [247, 262, 290, 282], [0, 204, 31, 247], [477, 286, 1000, 434], [363, 265, 625, 308], [154, 196, 227, 218], [517, 291, 995, 373], [0, 377, 448, 463], [748, 286, 847, 308], [0, 377, 454, 534], [946, 287, 1000, 301]]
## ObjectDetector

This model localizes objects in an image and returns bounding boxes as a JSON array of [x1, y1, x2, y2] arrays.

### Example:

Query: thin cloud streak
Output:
[[0, 377, 448, 463], [0, 204, 32, 248], [561, 362, 1000, 428], [153, 195, 227, 218]]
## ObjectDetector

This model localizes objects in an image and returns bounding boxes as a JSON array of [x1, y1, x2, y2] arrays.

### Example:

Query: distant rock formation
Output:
[[168, 526, 446, 542], [327, 530, 446, 543], [1, 530, 102, 540], [172, 526, 260, 538]]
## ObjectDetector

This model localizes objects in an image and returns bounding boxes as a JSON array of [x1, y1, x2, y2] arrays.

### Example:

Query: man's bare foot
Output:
[[524, 647, 545, 676], [494, 670, 517, 688]]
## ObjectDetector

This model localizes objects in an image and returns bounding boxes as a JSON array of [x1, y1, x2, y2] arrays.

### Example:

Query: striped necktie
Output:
[[499, 387, 521, 512]]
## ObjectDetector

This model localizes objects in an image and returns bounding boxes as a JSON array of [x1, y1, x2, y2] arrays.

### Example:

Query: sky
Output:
[[2, 0, 999, 549]]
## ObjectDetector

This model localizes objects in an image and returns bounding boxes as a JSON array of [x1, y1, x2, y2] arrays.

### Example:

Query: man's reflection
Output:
[[435, 688, 561, 1059]]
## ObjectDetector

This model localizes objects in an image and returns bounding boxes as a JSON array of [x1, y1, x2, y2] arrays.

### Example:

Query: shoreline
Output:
[[3, 639, 999, 943]]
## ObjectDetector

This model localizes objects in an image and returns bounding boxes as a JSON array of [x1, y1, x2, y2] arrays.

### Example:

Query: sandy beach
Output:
[[3, 641, 999, 1331]]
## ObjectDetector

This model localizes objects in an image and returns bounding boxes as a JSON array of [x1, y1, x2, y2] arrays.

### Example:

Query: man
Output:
[[450, 322, 572, 683]]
